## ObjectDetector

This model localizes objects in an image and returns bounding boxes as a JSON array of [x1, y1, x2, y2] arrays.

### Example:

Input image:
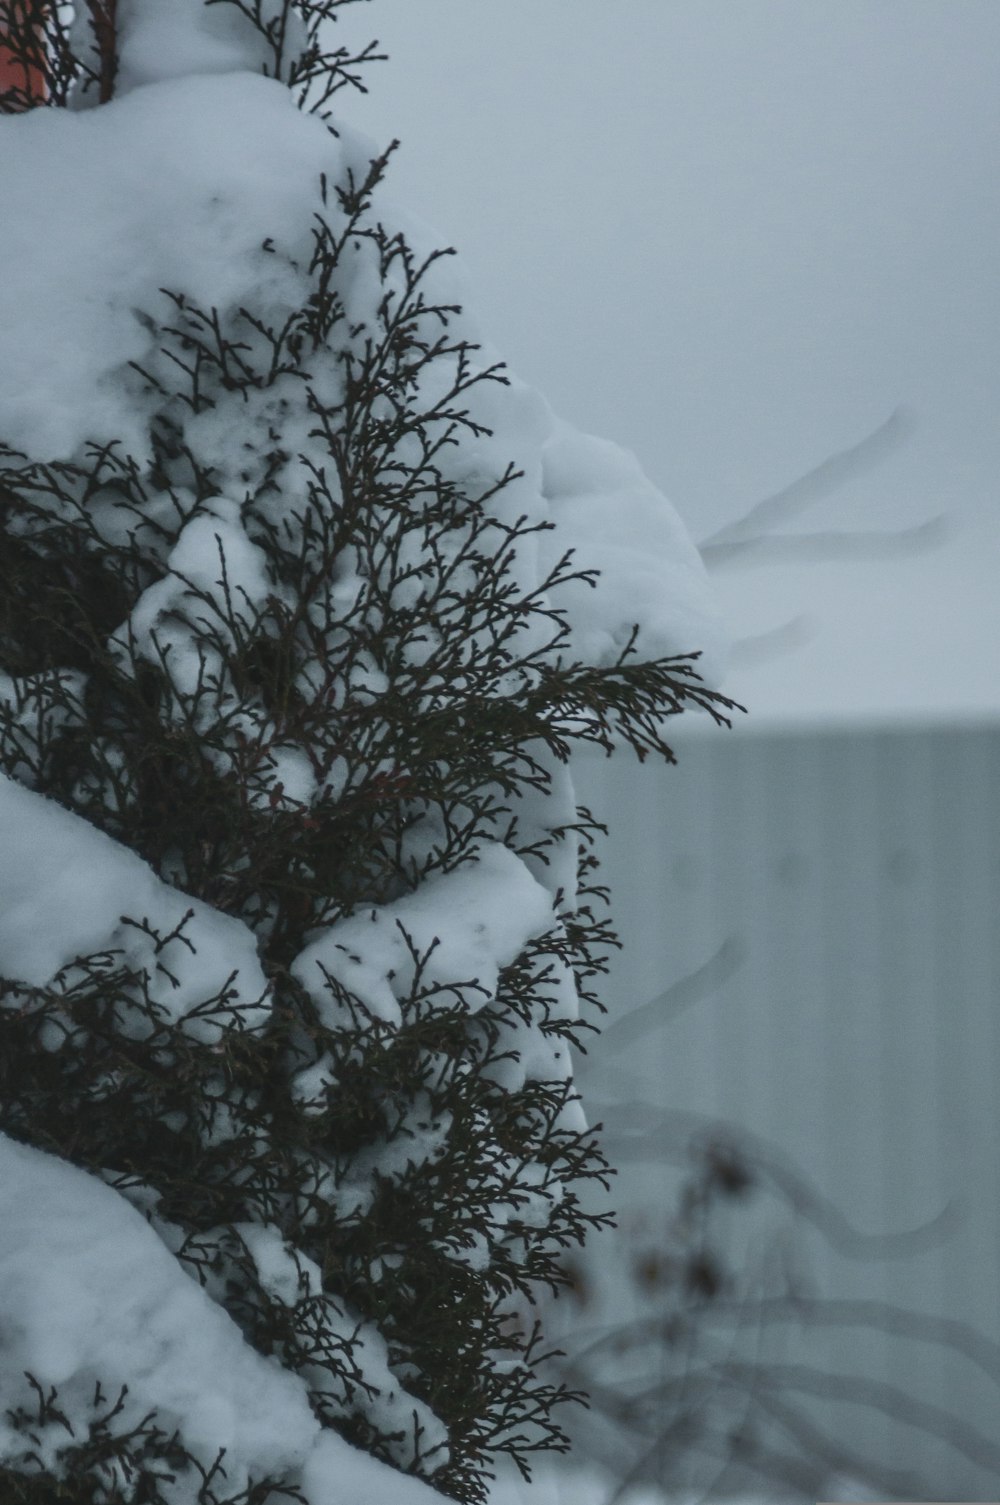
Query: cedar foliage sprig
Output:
[[0, 3, 737, 1501]]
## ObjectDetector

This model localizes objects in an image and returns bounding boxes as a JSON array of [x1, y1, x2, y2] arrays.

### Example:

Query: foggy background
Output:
[[334, 0, 1000, 726]]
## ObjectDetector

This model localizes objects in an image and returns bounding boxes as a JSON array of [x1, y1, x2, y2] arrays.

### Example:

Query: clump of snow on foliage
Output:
[[540, 421, 725, 681], [0, 1131, 443, 1503], [0, 773, 267, 1041], [123, 493, 280, 706], [112, 0, 293, 95], [292, 843, 555, 1028], [69, 0, 308, 103], [0, 73, 332, 462]]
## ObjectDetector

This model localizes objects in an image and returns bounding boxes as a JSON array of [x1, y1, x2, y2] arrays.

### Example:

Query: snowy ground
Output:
[[489, 1468, 706, 1505], [488, 1463, 878, 1505], [497, 1472, 885, 1504]]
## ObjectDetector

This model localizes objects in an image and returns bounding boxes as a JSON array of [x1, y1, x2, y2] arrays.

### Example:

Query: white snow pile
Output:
[[292, 839, 582, 1135], [539, 421, 721, 673], [0, 39, 725, 686], [0, 1130, 442, 1504], [73, 0, 300, 95], [0, 771, 267, 1042], [292, 842, 555, 1029]]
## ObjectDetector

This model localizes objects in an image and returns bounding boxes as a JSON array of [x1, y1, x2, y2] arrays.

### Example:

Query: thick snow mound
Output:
[[0, 772, 267, 1039], [292, 842, 555, 1028], [0, 1132, 445, 1502], [98, 0, 293, 96], [0, 72, 334, 462], [541, 421, 726, 684], [0, 71, 726, 686]]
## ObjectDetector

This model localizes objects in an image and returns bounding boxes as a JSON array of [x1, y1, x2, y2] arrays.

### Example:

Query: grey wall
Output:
[[570, 720, 1000, 1497]]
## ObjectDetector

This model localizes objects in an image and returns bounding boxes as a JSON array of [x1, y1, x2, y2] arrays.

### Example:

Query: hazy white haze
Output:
[[334, 0, 1000, 725]]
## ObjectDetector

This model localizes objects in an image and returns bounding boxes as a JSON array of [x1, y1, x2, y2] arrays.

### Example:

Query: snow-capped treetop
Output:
[[0, 63, 725, 685]]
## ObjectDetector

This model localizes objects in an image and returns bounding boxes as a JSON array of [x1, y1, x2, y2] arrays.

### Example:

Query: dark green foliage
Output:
[[0, 1376, 308, 1505]]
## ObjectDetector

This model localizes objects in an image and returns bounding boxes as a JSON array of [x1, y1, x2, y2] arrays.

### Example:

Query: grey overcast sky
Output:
[[333, 2, 1000, 725]]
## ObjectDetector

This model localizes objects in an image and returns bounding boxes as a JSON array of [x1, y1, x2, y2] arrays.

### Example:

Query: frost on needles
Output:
[[0, 3, 734, 1503]]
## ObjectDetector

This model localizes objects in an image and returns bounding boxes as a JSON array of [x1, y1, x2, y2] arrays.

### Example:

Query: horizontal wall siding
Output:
[[571, 721, 1000, 1499]]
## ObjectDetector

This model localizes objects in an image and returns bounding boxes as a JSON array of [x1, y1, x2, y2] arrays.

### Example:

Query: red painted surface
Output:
[[0, 4, 50, 107]]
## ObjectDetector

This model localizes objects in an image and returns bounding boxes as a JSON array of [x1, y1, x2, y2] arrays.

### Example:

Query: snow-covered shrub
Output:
[[0, 3, 732, 1502]]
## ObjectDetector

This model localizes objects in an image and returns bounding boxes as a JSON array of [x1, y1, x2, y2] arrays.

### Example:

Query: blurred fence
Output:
[[565, 718, 1000, 1499]]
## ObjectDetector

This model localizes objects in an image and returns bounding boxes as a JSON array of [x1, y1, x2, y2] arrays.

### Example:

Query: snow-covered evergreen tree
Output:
[[0, 3, 732, 1501]]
